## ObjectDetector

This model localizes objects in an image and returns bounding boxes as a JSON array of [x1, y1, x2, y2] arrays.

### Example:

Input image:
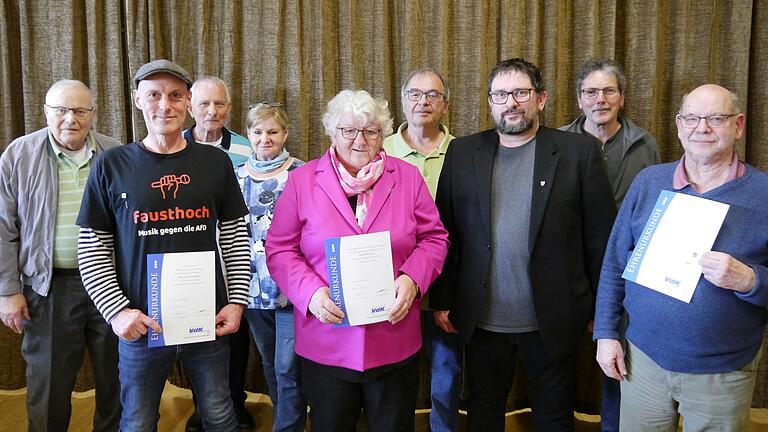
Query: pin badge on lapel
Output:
[[540, 181, 546, 187]]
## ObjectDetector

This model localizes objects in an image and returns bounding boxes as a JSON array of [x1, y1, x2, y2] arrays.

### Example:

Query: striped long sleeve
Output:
[[218, 217, 250, 305], [77, 228, 130, 323]]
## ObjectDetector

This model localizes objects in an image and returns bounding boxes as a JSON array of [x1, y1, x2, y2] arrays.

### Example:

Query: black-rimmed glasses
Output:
[[488, 89, 534, 105]]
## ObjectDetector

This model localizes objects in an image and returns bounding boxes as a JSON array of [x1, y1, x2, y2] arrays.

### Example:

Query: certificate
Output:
[[324, 231, 395, 326], [147, 251, 216, 347], [622, 191, 730, 303]]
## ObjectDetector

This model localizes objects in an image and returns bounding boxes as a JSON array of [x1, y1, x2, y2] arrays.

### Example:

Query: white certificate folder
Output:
[[324, 231, 396, 327], [147, 251, 216, 347], [622, 190, 729, 303]]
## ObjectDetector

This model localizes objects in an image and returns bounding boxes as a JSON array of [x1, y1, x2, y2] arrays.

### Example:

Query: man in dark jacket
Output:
[[432, 58, 616, 432]]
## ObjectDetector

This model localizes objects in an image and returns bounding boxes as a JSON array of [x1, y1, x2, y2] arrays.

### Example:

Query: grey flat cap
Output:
[[133, 59, 192, 89]]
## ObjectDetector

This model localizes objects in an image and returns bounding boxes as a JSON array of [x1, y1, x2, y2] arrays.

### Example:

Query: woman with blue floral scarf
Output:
[[236, 102, 306, 432]]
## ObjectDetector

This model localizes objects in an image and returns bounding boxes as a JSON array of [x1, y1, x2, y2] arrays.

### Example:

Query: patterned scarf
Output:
[[329, 147, 386, 228]]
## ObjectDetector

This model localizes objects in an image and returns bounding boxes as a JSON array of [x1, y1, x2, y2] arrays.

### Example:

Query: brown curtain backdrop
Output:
[[1, 0, 766, 410]]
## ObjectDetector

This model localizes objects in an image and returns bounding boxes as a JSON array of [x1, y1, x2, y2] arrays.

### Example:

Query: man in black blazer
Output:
[[431, 58, 616, 431]]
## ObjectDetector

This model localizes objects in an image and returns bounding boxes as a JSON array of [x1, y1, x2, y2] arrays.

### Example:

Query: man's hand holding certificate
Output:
[[622, 191, 730, 302]]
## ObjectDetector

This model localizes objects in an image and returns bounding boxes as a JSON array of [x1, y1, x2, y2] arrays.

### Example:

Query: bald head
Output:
[[45, 80, 93, 107], [676, 84, 745, 166], [679, 84, 740, 115]]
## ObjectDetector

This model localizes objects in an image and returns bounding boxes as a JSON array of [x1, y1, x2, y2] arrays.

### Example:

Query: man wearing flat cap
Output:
[[76, 59, 251, 431]]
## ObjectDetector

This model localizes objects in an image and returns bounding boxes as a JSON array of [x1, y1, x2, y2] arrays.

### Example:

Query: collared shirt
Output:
[[48, 131, 96, 268], [183, 126, 251, 167], [673, 151, 746, 190], [383, 123, 454, 199]]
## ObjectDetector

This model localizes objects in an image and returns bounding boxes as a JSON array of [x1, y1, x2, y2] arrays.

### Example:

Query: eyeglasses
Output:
[[488, 89, 534, 105], [404, 89, 445, 103], [676, 114, 739, 129], [337, 127, 381, 140], [580, 87, 621, 100], [248, 101, 283, 110], [45, 105, 94, 119]]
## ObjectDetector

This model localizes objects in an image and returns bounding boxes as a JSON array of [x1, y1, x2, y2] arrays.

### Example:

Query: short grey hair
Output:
[[191, 75, 231, 104], [400, 67, 450, 101], [322, 90, 393, 138], [575, 59, 627, 99], [45, 80, 93, 106]]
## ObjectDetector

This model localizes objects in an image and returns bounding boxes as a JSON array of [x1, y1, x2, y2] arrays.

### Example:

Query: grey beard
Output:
[[494, 111, 534, 135]]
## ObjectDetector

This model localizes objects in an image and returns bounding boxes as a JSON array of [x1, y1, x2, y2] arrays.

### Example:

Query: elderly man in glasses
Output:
[[594, 84, 768, 430], [183, 75, 256, 431], [183, 75, 252, 167], [431, 58, 616, 431], [383, 67, 460, 431], [560, 59, 660, 208], [0, 80, 122, 431], [559, 58, 660, 431]]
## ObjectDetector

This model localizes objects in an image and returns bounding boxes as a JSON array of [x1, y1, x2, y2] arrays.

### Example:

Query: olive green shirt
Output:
[[383, 123, 454, 200]]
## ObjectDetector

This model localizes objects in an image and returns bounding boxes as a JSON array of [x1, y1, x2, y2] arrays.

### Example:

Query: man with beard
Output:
[[431, 58, 616, 431]]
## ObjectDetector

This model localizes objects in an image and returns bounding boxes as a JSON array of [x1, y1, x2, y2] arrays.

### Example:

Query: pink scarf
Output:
[[329, 147, 386, 228]]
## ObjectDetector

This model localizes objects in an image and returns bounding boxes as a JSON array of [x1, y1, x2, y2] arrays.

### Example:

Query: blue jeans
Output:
[[422, 311, 462, 432], [245, 307, 306, 432], [118, 337, 236, 431]]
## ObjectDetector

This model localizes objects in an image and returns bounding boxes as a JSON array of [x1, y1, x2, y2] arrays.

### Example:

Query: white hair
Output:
[[45, 80, 93, 106], [322, 90, 393, 138], [191, 75, 231, 104]]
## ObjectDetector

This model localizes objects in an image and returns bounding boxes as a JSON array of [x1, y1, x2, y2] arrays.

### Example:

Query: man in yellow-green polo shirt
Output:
[[0, 80, 121, 431], [383, 67, 460, 432]]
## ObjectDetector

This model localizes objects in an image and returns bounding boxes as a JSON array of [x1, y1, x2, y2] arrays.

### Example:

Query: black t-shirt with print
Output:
[[77, 140, 248, 315]]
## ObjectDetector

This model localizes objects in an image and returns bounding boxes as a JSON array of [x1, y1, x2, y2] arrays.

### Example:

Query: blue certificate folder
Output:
[[324, 237, 351, 327], [622, 190, 675, 283], [147, 254, 166, 347]]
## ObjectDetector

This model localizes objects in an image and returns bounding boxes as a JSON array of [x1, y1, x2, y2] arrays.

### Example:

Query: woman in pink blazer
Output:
[[266, 89, 449, 432]]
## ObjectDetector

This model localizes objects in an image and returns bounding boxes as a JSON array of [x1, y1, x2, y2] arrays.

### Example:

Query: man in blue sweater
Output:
[[594, 84, 768, 430]]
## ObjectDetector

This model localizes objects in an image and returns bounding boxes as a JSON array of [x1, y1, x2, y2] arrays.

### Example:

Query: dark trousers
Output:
[[300, 356, 419, 432], [466, 328, 576, 432], [601, 377, 621, 431], [191, 320, 250, 410], [601, 315, 627, 432], [22, 274, 121, 432]]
